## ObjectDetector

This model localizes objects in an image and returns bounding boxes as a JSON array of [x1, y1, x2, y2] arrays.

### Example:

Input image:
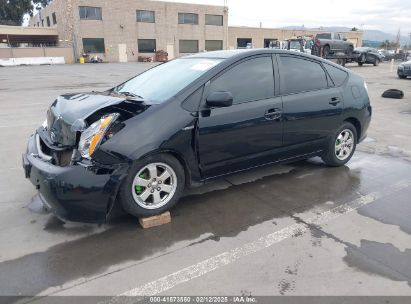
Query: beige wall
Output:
[[228, 26, 363, 49], [0, 47, 74, 63], [74, 0, 228, 61], [31, 0, 228, 62], [29, 0, 76, 49], [28, 1, 363, 62]]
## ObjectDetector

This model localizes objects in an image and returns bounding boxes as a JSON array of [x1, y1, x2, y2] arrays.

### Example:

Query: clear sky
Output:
[[159, 0, 411, 36]]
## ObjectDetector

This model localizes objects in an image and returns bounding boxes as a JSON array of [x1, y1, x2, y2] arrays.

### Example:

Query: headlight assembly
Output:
[[78, 113, 119, 158]]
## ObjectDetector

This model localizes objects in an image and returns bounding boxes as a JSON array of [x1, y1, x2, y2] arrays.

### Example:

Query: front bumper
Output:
[[23, 133, 129, 223], [398, 68, 411, 77]]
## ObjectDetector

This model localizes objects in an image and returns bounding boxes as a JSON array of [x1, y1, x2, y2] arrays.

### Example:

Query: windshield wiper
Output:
[[117, 91, 145, 100], [111, 90, 147, 102]]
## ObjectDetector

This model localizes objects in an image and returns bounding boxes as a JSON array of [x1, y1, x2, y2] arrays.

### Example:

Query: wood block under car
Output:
[[138, 211, 171, 229]]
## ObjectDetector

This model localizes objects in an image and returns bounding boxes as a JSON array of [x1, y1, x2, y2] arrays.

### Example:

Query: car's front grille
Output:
[[37, 133, 73, 166]]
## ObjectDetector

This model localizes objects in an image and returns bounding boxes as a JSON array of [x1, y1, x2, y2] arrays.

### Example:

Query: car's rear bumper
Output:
[[23, 133, 129, 223]]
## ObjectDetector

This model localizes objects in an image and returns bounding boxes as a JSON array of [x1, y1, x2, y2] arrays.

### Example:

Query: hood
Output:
[[46, 92, 145, 147]]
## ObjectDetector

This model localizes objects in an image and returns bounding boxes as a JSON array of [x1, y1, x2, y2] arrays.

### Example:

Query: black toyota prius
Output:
[[23, 49, 372, 223]]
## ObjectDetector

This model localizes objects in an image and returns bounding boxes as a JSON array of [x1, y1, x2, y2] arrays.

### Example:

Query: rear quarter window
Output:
[[323, 63, 348, 87]]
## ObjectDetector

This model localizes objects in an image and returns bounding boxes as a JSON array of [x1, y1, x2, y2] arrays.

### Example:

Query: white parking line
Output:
[[107, 179, 411, 301]]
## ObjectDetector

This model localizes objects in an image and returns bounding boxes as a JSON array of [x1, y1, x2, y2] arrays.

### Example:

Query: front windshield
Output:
[[289, 41, 302, 50], [115, 58, 222, 103]]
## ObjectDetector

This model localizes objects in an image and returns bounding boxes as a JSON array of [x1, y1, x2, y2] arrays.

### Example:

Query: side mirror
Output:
[[206, 91, 233, 108]]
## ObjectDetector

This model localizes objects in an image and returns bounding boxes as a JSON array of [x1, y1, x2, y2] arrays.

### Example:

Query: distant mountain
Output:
[[282, 26, 409, 45]]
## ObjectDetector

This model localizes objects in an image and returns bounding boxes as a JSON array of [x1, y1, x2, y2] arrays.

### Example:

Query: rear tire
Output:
[[118, 154, 185, 217], [322, 122, 357, 167]]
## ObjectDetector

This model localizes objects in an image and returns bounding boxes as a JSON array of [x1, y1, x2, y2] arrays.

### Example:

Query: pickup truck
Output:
[[313, 33, 354, 57]]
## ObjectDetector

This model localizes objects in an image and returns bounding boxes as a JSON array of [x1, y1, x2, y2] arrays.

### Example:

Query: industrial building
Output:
[[2, 0, 363, 63]]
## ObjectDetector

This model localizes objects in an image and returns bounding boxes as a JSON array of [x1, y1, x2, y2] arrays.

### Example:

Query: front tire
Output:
[[373, 58, 380, 66], [323, 45, 331, 57], [322, 122, 357, 167], [118, 154, 185, 217]]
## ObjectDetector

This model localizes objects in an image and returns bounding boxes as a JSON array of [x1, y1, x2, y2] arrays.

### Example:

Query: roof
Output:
[[0, 25, 58, 44], [0, 25, 58, 36], [184, 48, 316, 59], [183, 49, 352, 73]]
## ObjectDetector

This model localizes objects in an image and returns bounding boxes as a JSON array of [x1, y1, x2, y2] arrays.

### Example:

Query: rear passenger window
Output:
[[323, 63, 348, 87], [280, 56, 328, 94], [210, 56, 274, 104]]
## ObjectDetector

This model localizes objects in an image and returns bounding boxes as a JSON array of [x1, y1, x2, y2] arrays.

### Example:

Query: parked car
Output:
[[313, 33, 354, 56], [398, 61, 411, 79], [23, 50, 372, 223], [379, 50, 395, 61], [354, 47, 384, 66]]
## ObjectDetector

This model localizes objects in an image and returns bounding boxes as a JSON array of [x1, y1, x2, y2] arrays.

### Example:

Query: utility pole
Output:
[[396, 28, 401, 47]]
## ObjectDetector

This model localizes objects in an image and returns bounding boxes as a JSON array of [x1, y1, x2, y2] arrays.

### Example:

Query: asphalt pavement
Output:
[[0, 61, 410, 300]]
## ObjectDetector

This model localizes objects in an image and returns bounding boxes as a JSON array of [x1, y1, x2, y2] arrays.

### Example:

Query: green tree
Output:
[[351, 27, 358, 31], [0, 0, 51, 26]]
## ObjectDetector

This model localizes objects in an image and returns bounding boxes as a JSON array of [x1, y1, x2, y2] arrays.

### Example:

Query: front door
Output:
[[198, 55, 283, 178], [278, 55, 343, 150], [118, 44, 127, 63], [166, 44, 174, 60]]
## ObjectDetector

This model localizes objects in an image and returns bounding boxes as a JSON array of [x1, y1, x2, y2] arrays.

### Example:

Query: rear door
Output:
[[197, 55, 283, 178], [278, 55, 343, 153]]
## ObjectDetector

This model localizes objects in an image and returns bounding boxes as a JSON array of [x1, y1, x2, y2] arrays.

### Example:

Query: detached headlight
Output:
[[78, 113, 119, 158], [398, 65, 405, 70]]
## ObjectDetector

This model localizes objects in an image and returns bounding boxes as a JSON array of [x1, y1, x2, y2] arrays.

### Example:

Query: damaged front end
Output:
[[23, 92, 149, 222]]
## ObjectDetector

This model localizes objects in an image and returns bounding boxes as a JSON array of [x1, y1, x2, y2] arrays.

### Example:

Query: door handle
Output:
[[329, 97, 341, 106], [264, 108, 282, 120]]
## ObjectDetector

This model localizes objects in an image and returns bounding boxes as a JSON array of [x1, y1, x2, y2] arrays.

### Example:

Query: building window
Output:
[[205, 14, 223, 26], [137, 10, 155, 23], [179, 40, 199, 53], [79, 6, 102, 20], [46, 16, 51, 27], [138, 39, 156, 53], [178, 13, 198, 25], [205, 40, 223, 51], [37, 22, 39, 27], [237, 38, 252, 49], [52, 12, 57, 25], [83, 38, 105, 53], [41, 19, 44, 27]]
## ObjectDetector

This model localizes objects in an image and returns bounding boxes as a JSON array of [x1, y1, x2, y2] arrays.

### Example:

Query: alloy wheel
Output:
[[335, 129, 355, 161], [131, 162, 177, 209]]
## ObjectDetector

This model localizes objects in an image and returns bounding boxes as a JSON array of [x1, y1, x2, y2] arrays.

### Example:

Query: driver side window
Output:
[[209, 56, 275, 105]]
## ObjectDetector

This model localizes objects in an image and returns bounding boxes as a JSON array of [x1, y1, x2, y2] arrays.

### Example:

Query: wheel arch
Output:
[[344, 117, 362, 142], [137, 149, 195, 188]]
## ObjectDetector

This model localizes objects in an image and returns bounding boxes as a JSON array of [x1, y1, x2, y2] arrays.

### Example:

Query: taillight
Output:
[[315, 39, 321, 46]]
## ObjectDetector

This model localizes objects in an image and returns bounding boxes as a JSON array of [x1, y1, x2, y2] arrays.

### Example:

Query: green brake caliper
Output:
[[135, 172, 147, 195]]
